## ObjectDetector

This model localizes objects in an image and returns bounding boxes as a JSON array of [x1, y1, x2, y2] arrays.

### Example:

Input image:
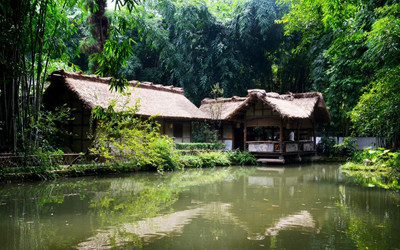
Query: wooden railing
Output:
[[246, 141, 314, 153]]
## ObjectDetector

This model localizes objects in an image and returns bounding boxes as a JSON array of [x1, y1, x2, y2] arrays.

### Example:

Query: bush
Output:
[[90, 102, 182, 172], [352, 147, 399, 166], [175, 142, 225, 150], [197, 152, 230, 168], [178, 155, 203, 168], [228, 150, 256, 166], [150, 137, 182, 172], [341, 147, 400, 190], [334, 137, 358, 157], [316, 137, 337, 157]]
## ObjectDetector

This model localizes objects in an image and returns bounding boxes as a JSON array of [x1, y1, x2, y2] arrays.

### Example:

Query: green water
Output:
[[1, 163, 399, 249]]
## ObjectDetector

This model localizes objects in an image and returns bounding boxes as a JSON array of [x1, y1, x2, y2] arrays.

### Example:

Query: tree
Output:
[[112, 0, 286, 105], [0, 0, 78, 153], [276, 0, 398, 138], [0, 0, 140, 153], [351, 3, 400, 148]]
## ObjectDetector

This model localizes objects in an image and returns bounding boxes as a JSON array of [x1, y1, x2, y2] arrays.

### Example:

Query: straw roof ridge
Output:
[[46, 69, 208, 120], [199, 89, 330, 122], [48, 69, 184, 95], [201, 96, 247, 105]]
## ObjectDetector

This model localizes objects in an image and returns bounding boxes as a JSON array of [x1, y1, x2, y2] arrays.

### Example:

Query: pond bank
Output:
[[0, 154, 348, 183], [341, 162, 400, 190], [339, 148, 400, 190], [0, 151, 257, 183]]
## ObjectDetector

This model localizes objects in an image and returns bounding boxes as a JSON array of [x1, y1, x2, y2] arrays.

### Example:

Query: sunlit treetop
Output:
[[107, 0, 250, 23]]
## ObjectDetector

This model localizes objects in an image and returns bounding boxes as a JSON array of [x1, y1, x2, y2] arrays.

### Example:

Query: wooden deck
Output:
[[257, 158, 286, 164]]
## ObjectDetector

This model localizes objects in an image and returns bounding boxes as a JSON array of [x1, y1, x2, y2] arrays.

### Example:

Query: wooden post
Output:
[[280, 118, 283, 154], [231, 123, 235, 150], [296, 122, 300, 153], [243, 122, 247, 151], [312, 121, 316, 152]]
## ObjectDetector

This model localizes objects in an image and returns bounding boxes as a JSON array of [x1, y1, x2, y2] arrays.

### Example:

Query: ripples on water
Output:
[[0, 163, 399, 249]]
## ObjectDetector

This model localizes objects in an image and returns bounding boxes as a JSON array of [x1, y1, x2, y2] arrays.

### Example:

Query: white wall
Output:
[[316, 137, 385, 150]]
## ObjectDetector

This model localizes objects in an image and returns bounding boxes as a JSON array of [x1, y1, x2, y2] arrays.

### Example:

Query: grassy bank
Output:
[[0, 150, 256, 183], [340, 148, 400, 190]]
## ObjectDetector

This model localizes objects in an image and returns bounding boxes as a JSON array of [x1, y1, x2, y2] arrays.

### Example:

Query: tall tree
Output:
[[0, 0, 77, 152], [351, 3, 400, 148], [114, 0, 286, 105], [0, 0, 140, 153], [277, 0, 392, 136]]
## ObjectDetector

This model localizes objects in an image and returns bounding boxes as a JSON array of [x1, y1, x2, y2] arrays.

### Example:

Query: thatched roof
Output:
[[46, 69, 208, 120], [200, 89, 330, 123]]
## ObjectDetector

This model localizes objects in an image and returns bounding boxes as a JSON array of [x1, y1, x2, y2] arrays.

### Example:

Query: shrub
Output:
[[334, 137, 358, 157], [175, 142, 225, 150], [316, 137, 337, 157], [352, 147, 391, 164], [178, 155, 203, 168], [150, 137, 182, 172], [197, 152, 230, 168], [228, 150, 256, 166], [90, 101, 182, 172]]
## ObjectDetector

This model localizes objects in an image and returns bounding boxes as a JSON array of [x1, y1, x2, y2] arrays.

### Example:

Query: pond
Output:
[[0, 163, 399, 249]]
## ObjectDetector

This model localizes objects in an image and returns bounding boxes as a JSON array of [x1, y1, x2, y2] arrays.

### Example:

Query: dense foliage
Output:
[[175, 142, 225, 150], [89, 97, 181, 172], [1, 0, 399, 157], [278, 0, 400, 146], [341, 148, 400, 190]]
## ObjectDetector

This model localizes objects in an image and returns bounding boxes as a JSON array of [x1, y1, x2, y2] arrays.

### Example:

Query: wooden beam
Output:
[[232, 123, 235, 150], [243, 122, 247, 151], [312, 120, 316, 152], [280, 118, 283, 153]]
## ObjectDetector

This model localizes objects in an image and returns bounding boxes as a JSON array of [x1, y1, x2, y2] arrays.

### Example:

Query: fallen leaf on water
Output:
[[263, 198, 269, 202], [272, 205, 280, 208]]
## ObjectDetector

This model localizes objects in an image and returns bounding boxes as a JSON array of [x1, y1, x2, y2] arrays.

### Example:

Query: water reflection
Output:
[[1, 164, 399, 249]]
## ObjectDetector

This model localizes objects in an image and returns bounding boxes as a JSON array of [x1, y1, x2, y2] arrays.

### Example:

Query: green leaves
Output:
[[94, 38, 134, 77], [90, 96, 181, 171]]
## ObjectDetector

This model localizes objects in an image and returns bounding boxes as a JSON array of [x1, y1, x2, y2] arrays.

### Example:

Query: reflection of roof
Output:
[[76, 202, 319, 249], [76, 203, 231, 249], [46, 70, 208, 120], [265, 210, 316, 236], [200, 89, 330, 123]]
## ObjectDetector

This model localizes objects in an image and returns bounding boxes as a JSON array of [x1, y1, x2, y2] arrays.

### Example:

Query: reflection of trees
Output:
[[0, 168, 252, 249], [2, 165, 399, 249], [88, 169, 251, 224], [78, 168, 254, 247], [337, 185, 400, 249], [0, 179, 105, 249]]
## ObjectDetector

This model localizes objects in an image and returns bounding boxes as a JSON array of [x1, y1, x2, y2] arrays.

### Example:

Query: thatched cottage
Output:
[[200, 89, 330, 162], [44, 70, 207, 152]]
